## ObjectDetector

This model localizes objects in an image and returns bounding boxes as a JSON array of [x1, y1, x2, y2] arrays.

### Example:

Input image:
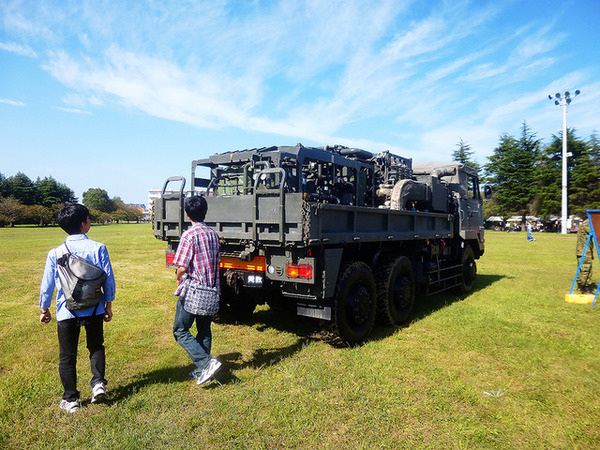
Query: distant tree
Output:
[[110, 197, 144, 223], [6, 172, 35, 205], [26, 204, 54, 227], [0, 197, 26, 227], [484, 122, 540, 225], [534, 128, 590, 218], [34, 177, 77, 207], [88, 207, 111, 224], [83, 188, 115, 213], [482, 196, 505, 221], [57, 182, 77, 204], [0, 173, 8, 197], [452, 138, 481, 173]]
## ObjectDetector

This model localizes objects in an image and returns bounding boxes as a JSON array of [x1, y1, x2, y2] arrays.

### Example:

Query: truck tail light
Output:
[[166, 251, 175, 267], [286, 263, 313, 279]]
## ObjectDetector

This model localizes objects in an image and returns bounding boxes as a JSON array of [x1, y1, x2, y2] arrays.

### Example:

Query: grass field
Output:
[[0, 224, 599, 449]]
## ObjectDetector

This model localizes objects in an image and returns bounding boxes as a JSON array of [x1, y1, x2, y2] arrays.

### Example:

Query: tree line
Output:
[[0, 173, 144, 227], [453, 123, 600, 227]]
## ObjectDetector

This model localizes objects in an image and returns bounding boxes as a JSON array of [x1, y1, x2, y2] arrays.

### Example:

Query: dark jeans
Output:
[[57, 314, 106, 401], [173, 297, 212, 378]]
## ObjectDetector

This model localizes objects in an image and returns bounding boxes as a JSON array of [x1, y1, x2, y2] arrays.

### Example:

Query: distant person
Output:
[[527, 221, 536, 242], [172, 195, 222, 385], [39, 204, 115, 413], [576, 218, 595, 294]]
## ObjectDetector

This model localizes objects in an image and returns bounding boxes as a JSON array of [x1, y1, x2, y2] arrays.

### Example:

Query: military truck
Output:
[[153, 144, 488, 344]]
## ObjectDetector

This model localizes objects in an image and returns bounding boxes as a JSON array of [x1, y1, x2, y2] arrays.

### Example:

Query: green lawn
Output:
[[0, 225, 598, 449]]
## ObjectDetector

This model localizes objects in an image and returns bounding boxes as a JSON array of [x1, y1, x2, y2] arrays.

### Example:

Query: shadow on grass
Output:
[[105, 361, 248, 399], [220, 337, 314, 372], [412, 273, 505, 321], [106, 329, 315, 399], [214, 273, 507, 350], [369, 274, 506, 341], [106, 365, 201, 402]]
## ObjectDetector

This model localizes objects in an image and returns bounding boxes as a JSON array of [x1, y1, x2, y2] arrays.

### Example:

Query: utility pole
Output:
[[548, 90, 580, 234]]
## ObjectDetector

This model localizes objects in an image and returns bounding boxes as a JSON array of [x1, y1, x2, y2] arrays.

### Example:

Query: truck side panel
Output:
[[306, 203, 453, 244], [156, 193, 455, 247]]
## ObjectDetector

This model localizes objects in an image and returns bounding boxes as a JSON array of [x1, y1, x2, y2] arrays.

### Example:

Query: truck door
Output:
[[461, 171, 484, 251]]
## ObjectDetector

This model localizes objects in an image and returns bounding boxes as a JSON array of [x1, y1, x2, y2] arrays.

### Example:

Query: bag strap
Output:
[[55, 242, 69, 265]]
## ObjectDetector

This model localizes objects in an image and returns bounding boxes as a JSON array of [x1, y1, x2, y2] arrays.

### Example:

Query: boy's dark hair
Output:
[[57, 204, 90, 235], [184, 195, 208, 222]]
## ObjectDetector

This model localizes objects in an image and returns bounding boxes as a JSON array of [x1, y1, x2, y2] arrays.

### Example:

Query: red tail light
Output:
[[286, 263, 313, 279], [166, 251, 175, 266]]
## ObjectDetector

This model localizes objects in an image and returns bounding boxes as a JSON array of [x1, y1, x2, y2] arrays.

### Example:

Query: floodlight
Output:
[[548, 88, 581, 235]]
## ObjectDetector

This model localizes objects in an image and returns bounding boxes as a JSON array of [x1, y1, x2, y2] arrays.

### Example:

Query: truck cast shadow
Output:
[[411, 273, 505, 321], [239, 273, 506, 346]]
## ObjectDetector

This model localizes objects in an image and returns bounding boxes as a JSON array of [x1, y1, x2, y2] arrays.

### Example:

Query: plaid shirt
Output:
[[173, 222, 220, 293]]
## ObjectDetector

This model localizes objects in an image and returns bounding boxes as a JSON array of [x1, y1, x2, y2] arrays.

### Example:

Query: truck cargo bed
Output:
[[154, 192, 454, 247]]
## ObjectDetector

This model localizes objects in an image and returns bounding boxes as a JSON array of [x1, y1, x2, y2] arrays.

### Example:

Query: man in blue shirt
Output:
[[39, 204, 116, 413]]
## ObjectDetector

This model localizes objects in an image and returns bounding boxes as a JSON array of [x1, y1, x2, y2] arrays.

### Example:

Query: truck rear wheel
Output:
[[458, 244, 476, 294], [376, 256, 415, 325], [332, 261, 377, 345]]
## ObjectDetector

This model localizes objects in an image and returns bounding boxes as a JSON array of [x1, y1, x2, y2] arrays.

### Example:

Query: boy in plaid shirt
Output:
[[172, 195, 222, 385]]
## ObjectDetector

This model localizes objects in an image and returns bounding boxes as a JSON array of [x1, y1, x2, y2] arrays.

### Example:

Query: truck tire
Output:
[[376, 256, 415, 325], [332, 261, 377, 345], [458, 244, 476, 294]]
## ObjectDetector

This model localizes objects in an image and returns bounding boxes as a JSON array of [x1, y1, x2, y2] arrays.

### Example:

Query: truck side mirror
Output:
[[483, 185, 492, 200]]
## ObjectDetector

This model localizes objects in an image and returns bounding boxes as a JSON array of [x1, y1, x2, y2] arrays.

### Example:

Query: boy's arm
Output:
[[39, 250, 55, 324], [99, 244, 116, 302], [173, 234, 192, 283], [176, 266, 187, 282], [99, 245, 116, 322], [103, 301, 113, 322]]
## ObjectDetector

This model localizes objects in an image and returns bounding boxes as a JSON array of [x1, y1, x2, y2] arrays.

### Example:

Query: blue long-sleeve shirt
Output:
[[39, 234, 115, 321]]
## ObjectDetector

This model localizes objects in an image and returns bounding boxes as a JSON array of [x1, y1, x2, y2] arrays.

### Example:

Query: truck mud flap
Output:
[[296, 303, 331, 321]]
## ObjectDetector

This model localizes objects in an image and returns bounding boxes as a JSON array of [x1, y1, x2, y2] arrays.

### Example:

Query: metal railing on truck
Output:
[[154, 176, 188, 242]]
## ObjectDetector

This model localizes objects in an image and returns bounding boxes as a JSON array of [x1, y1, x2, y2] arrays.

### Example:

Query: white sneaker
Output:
[[59, 400, 80, 413], [196, 358, 222, 385], [91, 382, 107, 403]]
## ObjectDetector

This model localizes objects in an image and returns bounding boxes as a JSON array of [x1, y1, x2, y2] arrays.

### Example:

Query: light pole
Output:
[[548, 89, 580, 234]]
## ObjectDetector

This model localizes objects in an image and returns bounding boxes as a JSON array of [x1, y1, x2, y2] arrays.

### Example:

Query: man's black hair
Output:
[[184, 195, 208, 223], [57, 203, 90, 235]]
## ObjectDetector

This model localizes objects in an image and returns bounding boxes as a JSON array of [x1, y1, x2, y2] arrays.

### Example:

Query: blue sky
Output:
[[1, 0, 599, 205]]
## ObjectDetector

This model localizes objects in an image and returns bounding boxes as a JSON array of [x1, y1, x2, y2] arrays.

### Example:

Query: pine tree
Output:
[[452, 138, 481, 173], [34, 177, 77, 207], [534, 128, 591, 218], [485, 122, 540, 226], [5, 172, 35, 205]]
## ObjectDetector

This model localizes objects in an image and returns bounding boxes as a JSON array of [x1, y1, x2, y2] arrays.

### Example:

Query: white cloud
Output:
[[0, 41, 36, 57], [54, 106, 92, 115], [0, 98, 26, 106]]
